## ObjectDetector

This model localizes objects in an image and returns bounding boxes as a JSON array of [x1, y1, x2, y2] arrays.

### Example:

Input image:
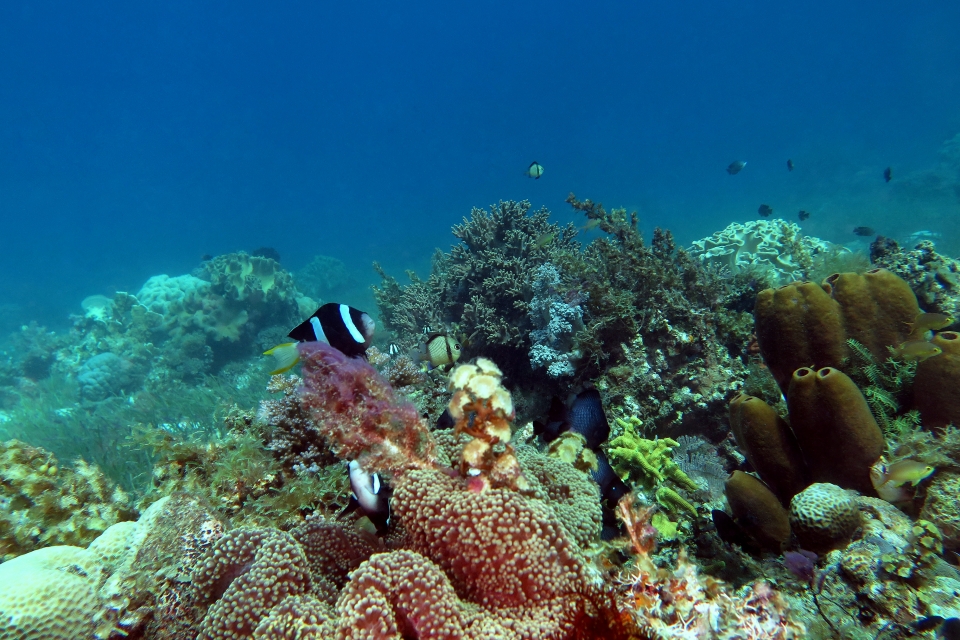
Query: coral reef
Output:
[[0, 439, 136, 561], [528, 262, 585, 378], [689, 218, 834, 284]]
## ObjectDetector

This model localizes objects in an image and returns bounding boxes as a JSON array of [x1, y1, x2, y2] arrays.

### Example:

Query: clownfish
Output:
[[264, 303, 376, 374]]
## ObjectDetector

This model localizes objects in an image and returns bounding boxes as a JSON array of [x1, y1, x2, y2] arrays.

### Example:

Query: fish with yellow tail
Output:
[[264, 302, 376, 374], [907, 312, 956, 340], [871, 457, 935, 504], [892, 340, 943, 362], [418, 333, 461, 371]]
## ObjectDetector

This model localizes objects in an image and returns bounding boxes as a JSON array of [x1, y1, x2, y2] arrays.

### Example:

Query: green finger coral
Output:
[[607, 417, 698, 492]]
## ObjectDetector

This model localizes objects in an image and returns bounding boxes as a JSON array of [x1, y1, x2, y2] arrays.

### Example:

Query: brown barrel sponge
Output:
[[724, 471, 791, 551], [914, 331, 960, 430], [754, 281, 846, 393], [824, 269, 918, 363], [729, 394, 808, 504], [787, 367, 884, 495]]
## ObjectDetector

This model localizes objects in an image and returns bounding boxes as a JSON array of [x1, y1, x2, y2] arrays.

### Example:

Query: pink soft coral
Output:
[[295, 341, 436, 475]]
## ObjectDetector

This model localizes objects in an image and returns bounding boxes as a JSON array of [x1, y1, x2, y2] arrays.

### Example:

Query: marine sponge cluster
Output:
[[689, 218, 834, 283], [871, 237, 960, 318]]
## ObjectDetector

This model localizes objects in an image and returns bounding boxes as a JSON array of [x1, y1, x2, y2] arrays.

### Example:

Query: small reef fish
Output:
[[884, 166, 892, 183], [727, 160, 747, 175], [912, 312, 956, 332], [419, 333, 461, 370], [526, 161, 544, 179], [533, 231, 557, 249], [905, 229, 941, 244], [852, 226, 876, 237], [580, 218, 601, 232], [870, 458, 913, 503], [347, 460, 391, 534], [881, 459, 936, 487], [264, 302, 376, 374], [798, 210, 810, 221], [786, 159, 794, 172], [892, 340, 943, 362], [757, 204, 773, 218], [387, 343, 401, 356]]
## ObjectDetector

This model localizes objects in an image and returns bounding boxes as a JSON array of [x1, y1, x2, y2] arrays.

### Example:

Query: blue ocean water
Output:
[[1, 0, 959, 331]]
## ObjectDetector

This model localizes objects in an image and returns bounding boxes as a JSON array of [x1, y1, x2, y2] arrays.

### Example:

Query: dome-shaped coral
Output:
[[789, 483, 861, 552]]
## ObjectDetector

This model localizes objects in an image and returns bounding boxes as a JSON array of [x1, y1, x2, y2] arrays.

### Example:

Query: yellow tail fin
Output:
[[264, 342, 300, 375]]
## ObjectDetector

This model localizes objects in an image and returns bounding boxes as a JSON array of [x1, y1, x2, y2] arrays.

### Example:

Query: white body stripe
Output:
[[340, 304, 365, 343], [309, 316, 328, 343]]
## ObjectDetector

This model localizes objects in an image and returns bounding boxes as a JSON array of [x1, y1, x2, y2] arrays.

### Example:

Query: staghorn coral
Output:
[[0, 439, 136, 561], [296, 340, 436, 475], [193, 528, 312, 640]]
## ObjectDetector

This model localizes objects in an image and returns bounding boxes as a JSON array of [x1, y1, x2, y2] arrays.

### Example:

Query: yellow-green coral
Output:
[[608, 417, 697, 491], [656, 486, 697, 518]]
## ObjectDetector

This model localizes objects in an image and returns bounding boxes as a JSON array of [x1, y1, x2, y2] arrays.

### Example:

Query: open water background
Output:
[[2, 1, 959, 330]]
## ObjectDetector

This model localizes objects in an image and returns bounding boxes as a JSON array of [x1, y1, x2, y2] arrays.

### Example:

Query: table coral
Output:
[[689, 218, 834, 284], [0, 439, 136, 561]]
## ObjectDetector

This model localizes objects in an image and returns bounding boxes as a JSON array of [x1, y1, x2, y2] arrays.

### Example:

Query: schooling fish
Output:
[[727, 160, 747, 175], [526, 161, 544, 179], [758, 204, 773, 218], [884, 166, 893, 183], [787, 159, 794, 172], [419, 333, 461, 370], [852, 226, 876, 237], [892, 340, 943, 362], [264, 303, 376, 374], [798, 210, 810, 221]]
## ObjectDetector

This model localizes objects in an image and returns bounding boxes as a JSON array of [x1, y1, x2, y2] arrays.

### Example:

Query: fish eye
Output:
[[455, 343, 461, 350]]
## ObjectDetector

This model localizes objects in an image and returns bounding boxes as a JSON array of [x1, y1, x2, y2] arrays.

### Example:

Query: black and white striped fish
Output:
[[264, 303, 376, 374]]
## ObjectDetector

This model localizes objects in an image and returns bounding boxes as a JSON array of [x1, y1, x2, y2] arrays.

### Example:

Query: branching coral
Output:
[[374, 200, 579, 380]]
